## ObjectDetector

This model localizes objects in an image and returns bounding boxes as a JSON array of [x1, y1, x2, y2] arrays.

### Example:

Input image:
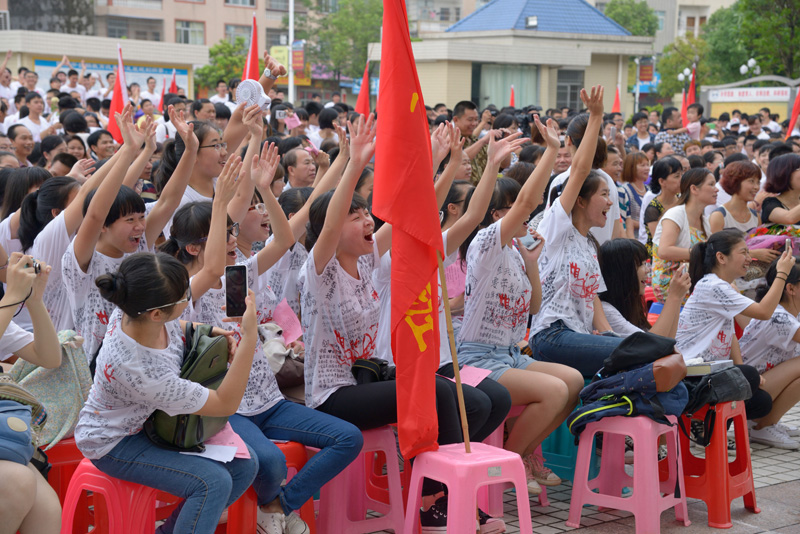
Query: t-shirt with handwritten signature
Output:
[[531, 197, 606, 337], [233, 247, 282, 326], [300, 242, 381, 409], [182, 254, 283, 416], [62, 236, 151, 361], [265, 240, 309, 316], [75, 309, 209, 459], [458, 221, 531, 347], [676, 274, 752, 362], [740, 304, 800, 373]]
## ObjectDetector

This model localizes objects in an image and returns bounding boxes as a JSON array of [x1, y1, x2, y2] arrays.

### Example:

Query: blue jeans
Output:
[[532, 320, 624, 378], [92, 431, 258, 534], [229, 400, 363, 515]]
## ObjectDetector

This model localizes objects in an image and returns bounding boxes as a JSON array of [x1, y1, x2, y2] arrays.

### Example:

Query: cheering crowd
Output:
[[3, 49, 800, 534]]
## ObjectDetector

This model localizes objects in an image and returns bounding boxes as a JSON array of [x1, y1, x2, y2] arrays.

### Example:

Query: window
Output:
[[655, 10, 665, 31], [454, 7, 460, 21], [268, 0, 288, 9], [595, 2, 607, 12], [556, 69, 584, 111], [439, 7, 450, 21], [225, 0, 255, 5], [686, 16, 695, 36], [0, 11, 7, 31], [225, 24, 251, 47], [107, 18, 128, 38], [266, 28, 288, 47], [699, 16, 707, 27], [317, 0, 338, 12], [176, 20, 204, 44]]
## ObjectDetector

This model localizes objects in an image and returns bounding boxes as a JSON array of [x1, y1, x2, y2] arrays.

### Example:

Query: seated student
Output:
[[740, 261, 800, 449], [641, 156, 682, 255], [0, 253, 61, 533], [762, 153, 800, 226], [598, 238, 690, 338], [676, 229, 795, 423], [74, 253, 260, 534]]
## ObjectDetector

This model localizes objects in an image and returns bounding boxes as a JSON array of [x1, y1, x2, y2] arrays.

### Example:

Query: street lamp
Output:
[[740, 59, 761, 77]]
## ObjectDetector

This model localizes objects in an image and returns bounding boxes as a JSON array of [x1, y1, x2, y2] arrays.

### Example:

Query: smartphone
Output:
[[275, 109, 286, 120], [786, 238, 792, 252], [225, 265, 247, 317], [518, 233, 541, 250], [610, 126, 617, 139]]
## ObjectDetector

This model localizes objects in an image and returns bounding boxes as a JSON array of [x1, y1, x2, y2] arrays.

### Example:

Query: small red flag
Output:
[[169, 69, 177, 94], [107, 45, 127, 144], [158, 77, 166, 113], [372, 0, 443, 460], [355, 62, 370, 116], [681, 88, 688, 128], [611, 85, 620, 114], [687, 68, 696, 107], [242, 12, 260, 81], [786, 89, 800, 139], [509, 85, 515, 107]]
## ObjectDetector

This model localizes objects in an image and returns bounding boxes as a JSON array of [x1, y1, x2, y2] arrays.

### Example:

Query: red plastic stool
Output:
[[45, 438, 84, 505], [366, 449, 413, 508], [277, 441, 318, 534], [678, 400, 760, 528]]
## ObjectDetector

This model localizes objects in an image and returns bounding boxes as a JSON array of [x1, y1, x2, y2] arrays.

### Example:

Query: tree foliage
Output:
[[655, 35, 710, 98], [604, 0, 659, 37], [738, 0, 800, 79], [701, 6, 749, 84], [291, 0, 383, 80], [194, 37, 249, 92]]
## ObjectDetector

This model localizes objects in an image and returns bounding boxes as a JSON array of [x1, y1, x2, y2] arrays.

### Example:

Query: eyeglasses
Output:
[[138, 285, 192, 315], [248, 203, 267, 215], [195, 223, 240, 244], [198, 142, 228, 152]]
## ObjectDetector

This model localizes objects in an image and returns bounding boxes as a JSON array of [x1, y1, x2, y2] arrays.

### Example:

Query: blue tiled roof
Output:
[[446, 0, 631, 36]]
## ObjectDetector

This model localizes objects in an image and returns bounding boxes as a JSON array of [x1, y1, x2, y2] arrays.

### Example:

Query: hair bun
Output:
[[95, 271, 127, 303]]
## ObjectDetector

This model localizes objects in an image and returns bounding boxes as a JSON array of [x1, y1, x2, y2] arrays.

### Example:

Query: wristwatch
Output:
[[263, 68, 278, 81]]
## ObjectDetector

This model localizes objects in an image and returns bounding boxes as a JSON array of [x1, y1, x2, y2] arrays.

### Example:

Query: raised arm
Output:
[[227, 107, 265, 223], [430, 122, 451, 180], [257, 52, 287, 101], [14, 254, 60, 368], [434, 123, 461, 210], [742, 249, 796, 320], [252, 143, 295, 275], [122, 118, 157, 189], [560, 86, 604, 214], [313, 114, 376, 274]]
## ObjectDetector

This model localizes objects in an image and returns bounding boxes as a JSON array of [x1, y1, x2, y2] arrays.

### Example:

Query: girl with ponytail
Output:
[[677, 229, 795, 441], [74, 252, 259, 533]]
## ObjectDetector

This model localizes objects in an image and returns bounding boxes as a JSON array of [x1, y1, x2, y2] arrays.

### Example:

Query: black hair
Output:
[[687, 103, 704, 116], [504, 161, 536, 187], [650, 156, 681, 194], [688, 155, 705, 168], [598, 238, 650, 330], [277, 136, 303, 156], [661, 106, 679, 126], [453, 101, 477, 117], [318, 108, 339, 130], [155, 121, 218, 193], [305, 190, 369, 250], [459, 178, 520, 264], [441, 180, 473, 228], [0, 167, 51, 220], [158, 201, 226, 265], [278, 186, 313, 219], [213, 102, 231, 120], [96, 252, 189, 319], [493, 114, 517, 130], [631, 111, 648, 124], [356, 167, 374, 195], [19, 176, 79, 252], [191, 98, 213, 118], [24, 92, 42, 104], [38, 135, 65, 167], [7, 123, 30, 141], [688, 229, 745, 291], [51, 152, 78, 172], [703, 150, 722, 165], [305, 101, 322, 117], [87, 130, 112, 150], [82, 185, 145, 227], [518, 144, 545, 164], [758, 257, 800, 302], [678, 168, 712, 205], [769, 143, 793, 161], [65, 135, 87, 158]]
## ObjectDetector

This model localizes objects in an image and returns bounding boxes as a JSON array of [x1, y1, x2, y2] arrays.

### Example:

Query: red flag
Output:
[[169, 69, 177, 94], [681, 88, 688, 128], [786, 89, 800, 139], [509, 85, 515, 107], [372, 0, 443, 459], [107, 44, 127, 144], [158, 77, 166, 113], [611, 85, 621, 113], [242, 12, 260, 81], [687, 68, 696, 106], [355, 61, 370, 116]]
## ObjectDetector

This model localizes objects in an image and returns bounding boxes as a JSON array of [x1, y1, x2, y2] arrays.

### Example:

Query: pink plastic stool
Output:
[[403, 442, 533, 534], [317, 426, 404, 534], [566, 415, 691, 534], [479, 405, 549, 517]]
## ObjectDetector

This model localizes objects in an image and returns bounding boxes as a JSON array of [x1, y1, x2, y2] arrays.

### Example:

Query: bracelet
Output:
[[776, 275, 788, 282], [0, 287, 33, 317], [0, 259, 8, 270]]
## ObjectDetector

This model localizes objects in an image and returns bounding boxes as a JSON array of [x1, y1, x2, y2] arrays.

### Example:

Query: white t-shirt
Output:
[[374, 230, 457, 368], [17, 115, 51, 143], [62, 237, 150, 360], [0, 214, 31, 333], [233, 247, 282, 327], [675, 274, 752, 362], [184, 255, 283, 416], [740, 304, 800, 373], [140, 90, 160, 109], [545, 167, 620, 245], [306, 130, 339, 150], [31, 212, 75, 331], [637, 190, 657, 243], [299, 243, 381, 409], [458, 222, 531, 347], [0, 320, 34, 361], [711, 206, 759, 233], [532, 197, 606, 337], [155, 121, 178, 144], [265, 241, 308, 316], [61, 83, 86, 101], [653, 204, 711, 250], [601, 301, 644, 337], [0, 84, 15, 113], [74, 309, 209, 459], [209, 94, 230, 104]]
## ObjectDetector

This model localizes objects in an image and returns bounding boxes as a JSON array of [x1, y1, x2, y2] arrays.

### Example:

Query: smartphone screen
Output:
[[225, 265, 247, 317]]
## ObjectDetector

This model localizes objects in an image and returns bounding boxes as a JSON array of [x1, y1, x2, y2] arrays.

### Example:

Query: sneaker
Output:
[[657, 444, 668, 461], [521, 457, 543, 495], [524, 453, 562, 487], [624, 436, 634, 464], [777, 421, 800, 437], [420, 495, 448, 533], [284, 512, 309, 534], [478, 508, 506, 534], [256, 510, 285, 534], [749, 424, 800, 449]]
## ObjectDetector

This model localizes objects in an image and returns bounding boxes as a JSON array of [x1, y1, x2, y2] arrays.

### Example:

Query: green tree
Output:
[[738, 0, 800, 79], [194, 37, 250, 92], [291, 0, 382, 80], [701, 5, 750, 84], [655, 35, 711, 98], [604, 0, 659, 37]]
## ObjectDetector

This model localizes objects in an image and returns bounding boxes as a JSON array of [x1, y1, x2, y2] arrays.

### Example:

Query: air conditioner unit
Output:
[[525, 16, 538, 29]]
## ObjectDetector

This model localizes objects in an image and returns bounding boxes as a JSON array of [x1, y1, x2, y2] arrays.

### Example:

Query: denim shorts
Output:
[[457, 341, 534, 381]]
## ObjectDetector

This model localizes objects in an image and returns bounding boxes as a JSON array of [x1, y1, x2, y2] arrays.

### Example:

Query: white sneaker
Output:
[[777, 421, 800, 437], [749, 424, 800, 450], [257, 510, 285, 534], [284, 512, 310, 534]]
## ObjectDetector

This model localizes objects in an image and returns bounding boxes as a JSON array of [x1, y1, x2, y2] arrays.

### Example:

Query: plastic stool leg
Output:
[[227, 487, 258, 534]]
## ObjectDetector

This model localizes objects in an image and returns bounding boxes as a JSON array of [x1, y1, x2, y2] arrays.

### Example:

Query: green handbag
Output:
[[143, 323, 229, 453]]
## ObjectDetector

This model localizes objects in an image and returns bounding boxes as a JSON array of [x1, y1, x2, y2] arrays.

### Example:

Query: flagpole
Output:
[[437, 252, 471, 454]]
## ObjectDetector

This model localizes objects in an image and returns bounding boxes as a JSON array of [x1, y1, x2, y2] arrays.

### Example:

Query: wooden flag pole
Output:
[[437, 251, 471, 454]]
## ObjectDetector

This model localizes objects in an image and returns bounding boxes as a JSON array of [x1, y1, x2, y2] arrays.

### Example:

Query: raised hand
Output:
[[263, 52, 287, 78], [116, 105, 145, 147], [348, 113, 377, 168], [242, 105, 264, 138], [487, 130, 524, 167], [517, 231, 545, 263], [335, 123, 350, 161], [216, 154, 242, 206], [169, 105, 198, 150], [4, 253, 36, 303], [534, 115, 560, 150], [251, 142, 280, 191], [448, 122, 465, 162], [314, 149, 331, 170], [143, 118, 157, 153], [67, 158, 96, 183], [580, 85, 604, 116], [430, 122, 451, 163]]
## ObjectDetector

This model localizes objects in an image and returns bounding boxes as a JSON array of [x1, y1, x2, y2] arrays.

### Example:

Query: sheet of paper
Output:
[[443, 365, 492, 388], [180, 444, 238, 463], [284, 113, 302, 129], [444, 261, 466, 297], [273, 298, 303, 344]]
